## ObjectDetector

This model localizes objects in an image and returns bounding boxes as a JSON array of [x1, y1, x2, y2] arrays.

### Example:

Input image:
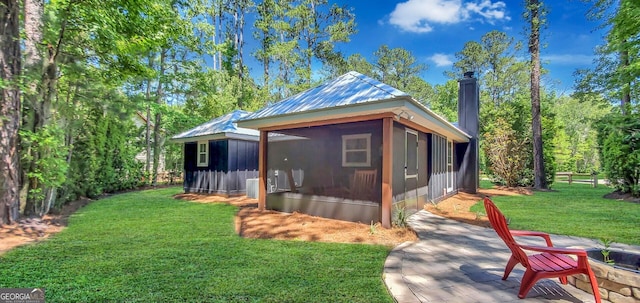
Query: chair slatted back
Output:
[[483, 197, 530, 268], [351, 169, 377, 200]]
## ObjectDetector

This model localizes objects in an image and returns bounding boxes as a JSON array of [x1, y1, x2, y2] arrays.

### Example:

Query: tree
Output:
[[374, 45, 427, 89], [18, 0, 184, 216], [483, 118, 530, 187], [579, 0, 639, 111], [525, 0, 547, 189], [431, 80, 459, 122], [0, 0, 21, 224], [451, 41, 486, 78], [552, 95, 610, 173], [596, 109, 640, 197]]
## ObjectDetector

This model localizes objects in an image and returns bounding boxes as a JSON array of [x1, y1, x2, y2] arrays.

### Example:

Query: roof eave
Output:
[[237, 97, 470, 142]]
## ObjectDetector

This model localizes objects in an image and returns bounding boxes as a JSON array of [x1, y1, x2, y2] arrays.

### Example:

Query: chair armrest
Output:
[[510, 230, 553, 247], [519, 244, 588, 257]]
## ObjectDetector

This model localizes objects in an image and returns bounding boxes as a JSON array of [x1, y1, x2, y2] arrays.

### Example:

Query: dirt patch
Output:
[[0, 197, 92, 255], [424, 186, 532, 228], [604, 191, 640, 203]]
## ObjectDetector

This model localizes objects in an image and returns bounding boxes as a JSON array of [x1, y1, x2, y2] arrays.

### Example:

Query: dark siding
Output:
[[183, 142, 197, 192], [211, 140, 228, 172], [184, 142, 197, 171], [417, 132, 428, 209], [392, 123, 405, 204], [182, 139, 258, 195], [391, 123, 429, 212]]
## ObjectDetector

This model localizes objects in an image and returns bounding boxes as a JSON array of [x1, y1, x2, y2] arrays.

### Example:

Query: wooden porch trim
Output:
[[260, 112, 395, 132], [258, 130, 268, 211], [396, 117, 434, 136], [381, 117, 393, 228]]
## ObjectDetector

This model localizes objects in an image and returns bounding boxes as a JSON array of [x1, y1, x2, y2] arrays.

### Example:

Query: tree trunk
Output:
[[24, 0, 43, 67], [620, 48, 630, 115], [152, 49, 166, 186], [0, 0, 22, 224], [145, 53, 153, 181], [24, 15, 65, 216], [528, 0, 547, 189], [22, 0, 44, 217]]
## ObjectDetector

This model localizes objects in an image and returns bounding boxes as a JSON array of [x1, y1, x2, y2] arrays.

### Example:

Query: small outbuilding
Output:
[[171, 110, 259, 196], [237, 71, 480, 228]]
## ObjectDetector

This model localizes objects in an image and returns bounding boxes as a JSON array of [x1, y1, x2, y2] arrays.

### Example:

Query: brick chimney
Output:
[[457, 71, 479, 193]]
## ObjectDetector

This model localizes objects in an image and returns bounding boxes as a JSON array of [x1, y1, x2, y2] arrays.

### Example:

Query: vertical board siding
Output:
[[429, 134, 447, 201], [183, 139, 259, 195]]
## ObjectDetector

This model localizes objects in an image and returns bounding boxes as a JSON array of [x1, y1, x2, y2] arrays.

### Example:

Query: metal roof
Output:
[[171, 110, 259, 142], [238, 71, 471, 142], [243, 71, 409, 120]]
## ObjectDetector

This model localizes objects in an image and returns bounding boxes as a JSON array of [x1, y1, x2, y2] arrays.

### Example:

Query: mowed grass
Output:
[[471, 182, 640, 245], [0, 187, 393, 302]]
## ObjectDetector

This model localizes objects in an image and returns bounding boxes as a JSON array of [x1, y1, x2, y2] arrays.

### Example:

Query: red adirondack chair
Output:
[[483, 197, 601, 302]]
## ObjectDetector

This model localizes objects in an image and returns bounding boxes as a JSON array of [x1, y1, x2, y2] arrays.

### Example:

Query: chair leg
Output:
[[586, 270, 602, 303], [558, 276, 568, 285], [503, 255, 519, 280], [517, 269, 539, 299]]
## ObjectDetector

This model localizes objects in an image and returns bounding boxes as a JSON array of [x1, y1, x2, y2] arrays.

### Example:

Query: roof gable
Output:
[[244, 71, 409, 120], [171, 110, 259, 141]]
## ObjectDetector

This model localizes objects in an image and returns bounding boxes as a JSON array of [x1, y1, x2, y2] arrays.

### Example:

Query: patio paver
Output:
[[384, 210, 640, 303]]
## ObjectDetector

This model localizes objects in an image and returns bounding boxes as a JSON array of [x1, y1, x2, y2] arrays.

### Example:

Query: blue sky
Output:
[[321, 0, 605, 93]]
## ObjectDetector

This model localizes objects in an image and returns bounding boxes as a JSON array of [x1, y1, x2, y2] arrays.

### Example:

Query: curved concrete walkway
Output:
[[384, 210, 640, 303]]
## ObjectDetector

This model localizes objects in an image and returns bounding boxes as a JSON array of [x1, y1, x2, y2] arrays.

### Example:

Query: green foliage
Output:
[[61, 107, 143, 202], [392, 205, 409, 228], [0, 187, 393, 302], [577, 1, 639, 108], [469, 182, 640, 245], [20, 125, 68, 201], [596, 108, 640, 196], [483, 118, 529, 187], [552, 95, 611, 173], [430, 80, 458, 121]]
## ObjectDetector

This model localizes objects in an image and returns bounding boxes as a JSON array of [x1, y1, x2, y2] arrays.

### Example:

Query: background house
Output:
[[171, 110, 260, 196], [238, 71, 479, 228]]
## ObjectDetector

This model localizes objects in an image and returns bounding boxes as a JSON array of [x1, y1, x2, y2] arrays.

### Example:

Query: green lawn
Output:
[[0, 187, 393, 302], [471, 182, 640, 245]]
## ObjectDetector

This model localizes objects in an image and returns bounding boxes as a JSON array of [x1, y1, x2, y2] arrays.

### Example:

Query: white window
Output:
[[197, 141, 209, 167], [342, 134, 371, 167]]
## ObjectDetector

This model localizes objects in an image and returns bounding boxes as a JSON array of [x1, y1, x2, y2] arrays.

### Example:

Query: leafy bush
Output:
[[392, 205, 409, 228], [483, 118, 529, 187], [596, 109, 640, 197]]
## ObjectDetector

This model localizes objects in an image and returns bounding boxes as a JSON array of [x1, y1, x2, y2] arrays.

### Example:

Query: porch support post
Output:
[[258, 130, 268, 211], [381, 117, 393, 228]]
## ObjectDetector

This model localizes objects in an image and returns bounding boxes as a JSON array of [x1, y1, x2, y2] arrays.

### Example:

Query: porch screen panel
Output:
[[406, 131, 418, 176], [430, 134, 448, 201]]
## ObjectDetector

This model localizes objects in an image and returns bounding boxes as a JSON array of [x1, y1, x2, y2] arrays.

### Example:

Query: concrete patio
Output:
[[384, 210, 640, 303]]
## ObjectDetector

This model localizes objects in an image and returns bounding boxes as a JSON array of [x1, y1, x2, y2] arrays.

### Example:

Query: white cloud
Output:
[[430, 53, 453, 67], [389, 0, 509, 33], [464, 0, 510, 23], [542, 54, 594, 65]]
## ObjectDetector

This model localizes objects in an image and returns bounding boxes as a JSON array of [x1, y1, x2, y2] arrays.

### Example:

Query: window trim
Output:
[[342, 133, 371, 167], [197, 140, 209, 167]]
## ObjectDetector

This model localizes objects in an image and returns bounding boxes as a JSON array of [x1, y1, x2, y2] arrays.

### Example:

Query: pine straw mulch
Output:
[[173, 193, 418, 247]]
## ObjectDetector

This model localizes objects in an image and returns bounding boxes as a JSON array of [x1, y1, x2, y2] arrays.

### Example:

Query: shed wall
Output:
[[183, 139, 259, 195]]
